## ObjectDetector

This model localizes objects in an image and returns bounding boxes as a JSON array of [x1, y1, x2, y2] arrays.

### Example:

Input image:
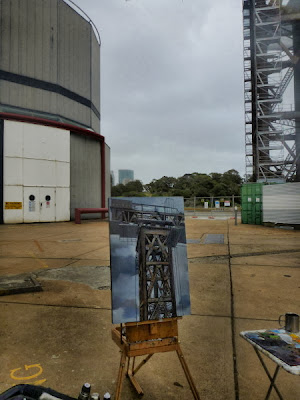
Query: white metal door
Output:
[[39, 188, 56, 222], [23, 187, 40, 223]]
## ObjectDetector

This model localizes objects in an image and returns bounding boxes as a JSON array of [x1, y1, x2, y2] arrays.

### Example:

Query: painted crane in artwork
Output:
[[110, 198, 185, 321]]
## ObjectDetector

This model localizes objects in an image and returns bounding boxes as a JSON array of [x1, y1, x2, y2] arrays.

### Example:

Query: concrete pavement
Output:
[[0, 219, 299, 399]]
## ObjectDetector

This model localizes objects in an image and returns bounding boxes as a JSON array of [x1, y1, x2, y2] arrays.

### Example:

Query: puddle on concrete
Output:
[[187, 235, 225, 244], [187, 239, 201, 244], [203, 234, 224, 244], [36, 265, 110, 290]]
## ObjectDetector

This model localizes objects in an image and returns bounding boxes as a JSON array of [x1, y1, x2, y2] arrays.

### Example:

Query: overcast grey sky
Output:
[[74, 0, 245, 184]]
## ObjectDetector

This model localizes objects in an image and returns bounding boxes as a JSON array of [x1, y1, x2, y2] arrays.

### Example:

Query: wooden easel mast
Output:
[[112, 318, 200, 399]]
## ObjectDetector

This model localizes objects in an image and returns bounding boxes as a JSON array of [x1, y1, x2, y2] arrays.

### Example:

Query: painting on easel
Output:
[[109, 197, 191, 324]]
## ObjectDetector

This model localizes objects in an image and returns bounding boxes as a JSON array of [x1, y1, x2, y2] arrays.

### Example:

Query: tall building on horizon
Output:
[[119, 169, 134, 185]]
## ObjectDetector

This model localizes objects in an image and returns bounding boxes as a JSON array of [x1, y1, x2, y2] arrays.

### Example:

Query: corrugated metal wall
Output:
[[0, 0, 100, 132], [105, 143, 111, 208], [91, 26, 101, 117], [263, 183, 300, 225], [0, 0, 58, 80], [58, 1, 90, 100], [70, 134, 101, 220]]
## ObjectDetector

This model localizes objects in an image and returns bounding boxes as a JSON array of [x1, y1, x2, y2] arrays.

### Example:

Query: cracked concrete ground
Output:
[[0, 218, 299, 399]]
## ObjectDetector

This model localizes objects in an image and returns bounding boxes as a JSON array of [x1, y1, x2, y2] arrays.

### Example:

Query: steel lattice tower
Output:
[[138, 227, 177, 320], [243, 0, 300, 182]]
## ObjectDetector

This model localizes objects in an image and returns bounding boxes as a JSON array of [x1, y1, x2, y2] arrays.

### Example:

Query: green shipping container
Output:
[[241, 183, 263, 225]]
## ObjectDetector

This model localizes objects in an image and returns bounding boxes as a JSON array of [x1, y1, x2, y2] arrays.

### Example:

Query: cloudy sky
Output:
[[74, 0, 245, 184]]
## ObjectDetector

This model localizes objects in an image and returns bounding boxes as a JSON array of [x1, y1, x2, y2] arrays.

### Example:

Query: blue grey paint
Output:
[[110, 234, 139, 323]]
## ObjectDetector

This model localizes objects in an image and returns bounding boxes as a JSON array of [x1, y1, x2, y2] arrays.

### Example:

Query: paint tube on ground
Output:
[[91, 394, 100, 400], [78, 383, 91, 400], [103, 393, 110, 400]]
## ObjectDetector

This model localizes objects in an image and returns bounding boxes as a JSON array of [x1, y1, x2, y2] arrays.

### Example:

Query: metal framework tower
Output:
[[138, 227, 177, 320], [243, 0, 300, 182], [110, 199, 185, 321]]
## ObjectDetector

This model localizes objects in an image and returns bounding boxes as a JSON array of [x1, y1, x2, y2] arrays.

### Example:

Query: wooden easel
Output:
[[111, 317, 200, 399]]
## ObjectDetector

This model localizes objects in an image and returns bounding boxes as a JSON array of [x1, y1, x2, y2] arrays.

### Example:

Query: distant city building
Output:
[[119, 169, 134, 185]]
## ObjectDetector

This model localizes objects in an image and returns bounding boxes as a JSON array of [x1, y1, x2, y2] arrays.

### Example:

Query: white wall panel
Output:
[[3, 186, 24, 223], [23, 125, 55, 160], [4, 157, 23, 185], [56, 188, 70, 221], [4, 121, 23, 157], [23, 159, 56, 187], [3, 121, 71, 223], [23, 124, 63, 161]]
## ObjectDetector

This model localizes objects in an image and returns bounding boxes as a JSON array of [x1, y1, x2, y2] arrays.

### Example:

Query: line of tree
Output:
[[111, 169, 243, 198]]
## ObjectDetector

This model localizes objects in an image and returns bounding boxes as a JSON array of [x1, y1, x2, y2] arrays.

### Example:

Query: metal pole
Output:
[[232, 194, 235, 216], [235, 206, 238, 226], [194, 196, 196, 216]]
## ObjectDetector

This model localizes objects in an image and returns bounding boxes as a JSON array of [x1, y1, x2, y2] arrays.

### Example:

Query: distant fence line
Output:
[[184, 195, 241, 212]]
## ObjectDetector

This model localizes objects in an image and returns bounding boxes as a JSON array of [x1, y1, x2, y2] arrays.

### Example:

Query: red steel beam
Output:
[[75, 207, 108, 224]]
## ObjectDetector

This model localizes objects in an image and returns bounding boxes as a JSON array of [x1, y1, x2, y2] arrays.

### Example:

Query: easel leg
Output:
[[254, 349, 283, 400], [176, 345, 200, 400], [133, 354, 153, 375], [127, 357, 144, 396], [115, 351, 127, 400]]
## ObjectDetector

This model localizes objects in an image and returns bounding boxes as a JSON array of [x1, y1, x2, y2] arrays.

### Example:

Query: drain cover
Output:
[[0, 275, 42, 296], [203, 234, 224, 244]]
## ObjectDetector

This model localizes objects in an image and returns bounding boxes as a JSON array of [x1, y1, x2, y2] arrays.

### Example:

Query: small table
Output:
[[240, 329, 300, 400]]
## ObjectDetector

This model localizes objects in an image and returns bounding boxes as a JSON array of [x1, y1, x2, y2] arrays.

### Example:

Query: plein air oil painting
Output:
[[109, 197, 191, 324]]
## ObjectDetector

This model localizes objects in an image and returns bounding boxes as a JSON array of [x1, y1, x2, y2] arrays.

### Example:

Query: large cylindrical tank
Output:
[[0, 0, 100, 130], [0, 0, 110, 223]]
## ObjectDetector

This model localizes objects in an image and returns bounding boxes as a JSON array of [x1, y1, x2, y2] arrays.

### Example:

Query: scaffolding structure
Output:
[[243, 0, 300, 182]]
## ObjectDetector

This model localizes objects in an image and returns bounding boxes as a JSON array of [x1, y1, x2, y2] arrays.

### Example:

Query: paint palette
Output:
[[245, 330, 300, 367]]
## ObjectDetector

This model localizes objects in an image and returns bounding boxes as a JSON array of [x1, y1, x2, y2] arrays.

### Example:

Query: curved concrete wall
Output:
[[0, 0, 100, 131]]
